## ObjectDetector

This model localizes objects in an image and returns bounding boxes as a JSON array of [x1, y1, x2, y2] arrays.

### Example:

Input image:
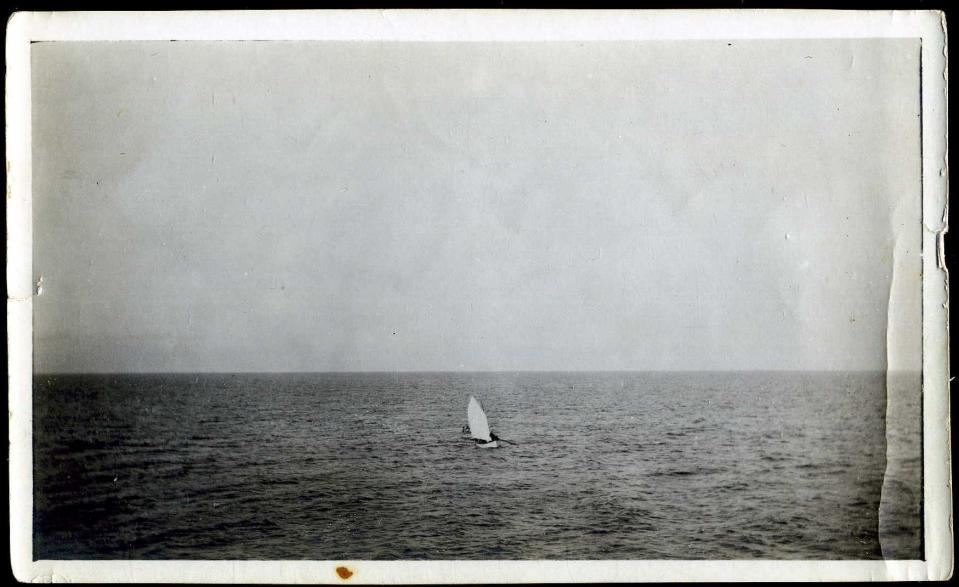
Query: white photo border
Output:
[[6, 9, 950, 583]]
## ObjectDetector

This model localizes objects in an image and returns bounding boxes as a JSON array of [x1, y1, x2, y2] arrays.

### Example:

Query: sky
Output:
[[31, 39, 921, 372]]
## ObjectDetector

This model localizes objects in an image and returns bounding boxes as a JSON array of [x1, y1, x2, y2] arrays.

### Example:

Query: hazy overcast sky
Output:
[[32, 39, 921, 372]]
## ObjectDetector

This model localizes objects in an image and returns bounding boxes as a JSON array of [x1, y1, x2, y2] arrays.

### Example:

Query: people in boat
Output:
[[473, 433, 501, 445], [464, 427, 500, 443]]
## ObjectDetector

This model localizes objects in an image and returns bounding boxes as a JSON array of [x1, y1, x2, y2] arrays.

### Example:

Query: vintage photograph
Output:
[[7, 9, 950, 584]]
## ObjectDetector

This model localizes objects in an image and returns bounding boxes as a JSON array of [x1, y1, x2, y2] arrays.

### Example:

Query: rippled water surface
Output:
[[34, 371, 921, 560]]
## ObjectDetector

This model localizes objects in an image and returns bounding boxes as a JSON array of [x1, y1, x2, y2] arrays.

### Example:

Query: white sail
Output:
[[467, 396, 492, 442]]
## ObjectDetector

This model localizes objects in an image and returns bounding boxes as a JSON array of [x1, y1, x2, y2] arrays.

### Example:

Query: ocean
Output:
[[33, 371, 921, 560]]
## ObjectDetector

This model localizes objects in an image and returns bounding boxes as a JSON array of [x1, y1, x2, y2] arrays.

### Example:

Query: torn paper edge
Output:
[[5, 9, 951, 583], [916, 11, 952, 583]]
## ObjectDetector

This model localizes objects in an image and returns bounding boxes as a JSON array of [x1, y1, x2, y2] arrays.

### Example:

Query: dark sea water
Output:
[[33, 371, 921, 560]]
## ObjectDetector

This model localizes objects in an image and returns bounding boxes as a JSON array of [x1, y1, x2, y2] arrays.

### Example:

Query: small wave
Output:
[[650, 467, 723, 478]]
